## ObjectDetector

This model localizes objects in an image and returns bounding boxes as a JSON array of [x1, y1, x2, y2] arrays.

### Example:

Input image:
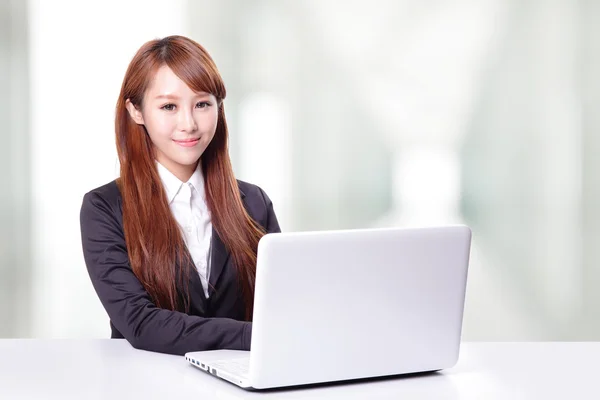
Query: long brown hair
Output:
[[115, 35, 265, 319]]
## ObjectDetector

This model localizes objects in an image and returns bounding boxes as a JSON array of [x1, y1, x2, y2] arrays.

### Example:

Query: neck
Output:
[[158, 159, 197, 182]]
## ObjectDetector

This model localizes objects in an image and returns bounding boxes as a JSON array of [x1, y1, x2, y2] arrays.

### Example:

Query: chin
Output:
[[169, 151, 199, 164]]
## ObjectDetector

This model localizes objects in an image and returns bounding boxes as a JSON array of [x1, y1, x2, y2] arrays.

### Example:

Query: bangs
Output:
[[161, 42, 226, 100]]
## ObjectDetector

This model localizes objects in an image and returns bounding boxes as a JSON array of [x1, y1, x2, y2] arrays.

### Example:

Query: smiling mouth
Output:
[[173, 138, 200, 147]]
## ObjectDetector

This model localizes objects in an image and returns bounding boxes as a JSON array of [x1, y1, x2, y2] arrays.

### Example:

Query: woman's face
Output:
[[126, 65, 219, 180]]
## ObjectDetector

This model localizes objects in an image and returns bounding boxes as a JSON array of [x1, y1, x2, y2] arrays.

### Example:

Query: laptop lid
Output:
[[248, 225, 472, 389]]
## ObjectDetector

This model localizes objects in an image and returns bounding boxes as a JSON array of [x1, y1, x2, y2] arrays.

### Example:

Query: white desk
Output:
[[0, 340, 597, 399]]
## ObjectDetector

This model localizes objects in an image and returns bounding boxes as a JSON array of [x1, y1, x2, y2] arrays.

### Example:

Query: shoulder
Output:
[[80, 179, 123, 224], [85, 179, 121, 200], [236, 180, 281, 233], [236, 179, 269, 203], [236, 179, 272, 219]]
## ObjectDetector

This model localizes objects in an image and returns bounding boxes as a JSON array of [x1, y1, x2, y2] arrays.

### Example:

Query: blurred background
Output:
[[1, 0, 599, 341]]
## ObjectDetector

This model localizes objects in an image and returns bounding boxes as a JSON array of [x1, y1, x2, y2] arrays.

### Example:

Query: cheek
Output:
[[144, 112, 175, 140], [202, 110, 219, 137]]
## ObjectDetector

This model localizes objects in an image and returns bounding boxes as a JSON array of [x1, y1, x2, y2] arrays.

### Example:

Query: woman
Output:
[[80, 35, 281, 356]]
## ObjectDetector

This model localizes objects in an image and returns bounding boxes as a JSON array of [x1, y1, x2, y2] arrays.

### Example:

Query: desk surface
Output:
[[0, 339, 597, 399]]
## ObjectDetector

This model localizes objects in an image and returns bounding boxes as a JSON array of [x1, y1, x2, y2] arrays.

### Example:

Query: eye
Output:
[[161, 103, 176, 111], [196, 101, 210, 109]]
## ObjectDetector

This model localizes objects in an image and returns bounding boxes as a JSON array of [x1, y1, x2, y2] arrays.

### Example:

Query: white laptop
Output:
[[185, 225, 472, 390]]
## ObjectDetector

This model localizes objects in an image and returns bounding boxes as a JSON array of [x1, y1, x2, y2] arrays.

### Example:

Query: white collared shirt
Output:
[[156, 161, 213, 298]]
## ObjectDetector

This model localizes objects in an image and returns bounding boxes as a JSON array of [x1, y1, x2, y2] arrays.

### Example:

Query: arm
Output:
[[79, 191, 251, 355]]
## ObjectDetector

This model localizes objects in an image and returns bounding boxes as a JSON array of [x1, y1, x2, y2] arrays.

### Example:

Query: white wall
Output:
[[14, 0, 600, 341]]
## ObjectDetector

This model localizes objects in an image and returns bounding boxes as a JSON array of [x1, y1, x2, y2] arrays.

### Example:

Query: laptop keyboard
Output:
[[210, 357, 250, 378]]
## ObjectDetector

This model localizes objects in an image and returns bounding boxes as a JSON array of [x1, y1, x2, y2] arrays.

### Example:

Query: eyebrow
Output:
[[154, 92, 211, 100]]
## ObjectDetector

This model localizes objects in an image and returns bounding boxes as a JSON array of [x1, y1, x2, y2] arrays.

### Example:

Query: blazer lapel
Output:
[[208, 227, 230, 292], [186, 263, 208, 313], [208, 185, 246, 292]]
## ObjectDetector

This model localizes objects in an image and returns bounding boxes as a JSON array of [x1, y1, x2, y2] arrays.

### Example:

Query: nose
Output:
[[179, 109, 198, 133]]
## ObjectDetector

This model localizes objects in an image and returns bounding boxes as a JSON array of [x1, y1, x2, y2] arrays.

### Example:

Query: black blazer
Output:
[[79, 179, 281, 355]]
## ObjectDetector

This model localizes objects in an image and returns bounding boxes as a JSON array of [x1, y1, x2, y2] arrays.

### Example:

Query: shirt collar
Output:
[[156, 161, 205, 204], [188, 162, 206, 201]]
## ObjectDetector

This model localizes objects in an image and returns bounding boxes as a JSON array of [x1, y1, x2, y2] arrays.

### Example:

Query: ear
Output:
[[125, 99, 145, 125]]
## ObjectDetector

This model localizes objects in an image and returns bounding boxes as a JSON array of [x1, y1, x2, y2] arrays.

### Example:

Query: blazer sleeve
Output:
[[79, 191, 252, 355], [258, 187, 282, 234]]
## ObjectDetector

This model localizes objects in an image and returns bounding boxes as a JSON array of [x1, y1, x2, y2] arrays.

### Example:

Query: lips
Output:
[[174, 138, 199, 142], [173, 138, 200, 147]]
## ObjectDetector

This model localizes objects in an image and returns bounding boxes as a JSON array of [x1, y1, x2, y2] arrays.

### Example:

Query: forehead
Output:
[[146, 65, 209, 98]]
